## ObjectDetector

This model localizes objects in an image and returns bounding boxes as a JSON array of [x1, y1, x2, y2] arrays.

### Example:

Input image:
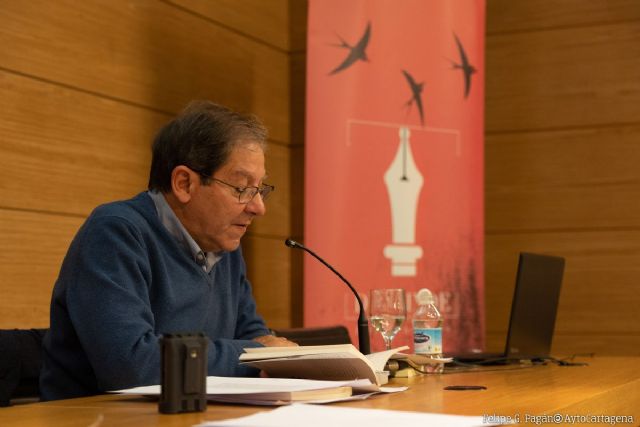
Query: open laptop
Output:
[[447, 252, 565, 364]]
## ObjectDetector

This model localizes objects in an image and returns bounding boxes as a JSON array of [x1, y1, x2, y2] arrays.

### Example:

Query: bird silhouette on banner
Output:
[[329, 22, 371, 75], [401, 69, 425, 126], [451, 33, 477, 98]]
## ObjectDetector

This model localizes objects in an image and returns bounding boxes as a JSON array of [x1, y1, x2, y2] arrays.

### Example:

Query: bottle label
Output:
[[413, 327, 442, 354]]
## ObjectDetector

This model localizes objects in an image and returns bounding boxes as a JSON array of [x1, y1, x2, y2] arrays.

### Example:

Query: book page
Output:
[[206, 391, 379, 406], [243, 344, 356, 355], [240, 345, 410, 385], [242, 356, 380, 384], [240, 344, 358, 360], [365, 346, 410, 371], [205, 376, 356, 394]]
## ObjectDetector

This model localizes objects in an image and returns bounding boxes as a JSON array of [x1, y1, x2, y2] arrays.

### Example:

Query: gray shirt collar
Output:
[[148, 190, 221, 273]]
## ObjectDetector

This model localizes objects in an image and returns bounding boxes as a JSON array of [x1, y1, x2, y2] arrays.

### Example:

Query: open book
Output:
[[240, 344, 409, 386]]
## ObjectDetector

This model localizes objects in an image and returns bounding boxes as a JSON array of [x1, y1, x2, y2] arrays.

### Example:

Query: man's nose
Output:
[[245, 193, 267, 216]]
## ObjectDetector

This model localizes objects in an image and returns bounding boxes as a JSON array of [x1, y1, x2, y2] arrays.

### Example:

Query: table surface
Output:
[[1, 356, 638, 426]]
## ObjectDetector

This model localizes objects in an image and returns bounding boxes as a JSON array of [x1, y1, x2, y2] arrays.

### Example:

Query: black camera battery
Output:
[[158, 333, 208, 414]]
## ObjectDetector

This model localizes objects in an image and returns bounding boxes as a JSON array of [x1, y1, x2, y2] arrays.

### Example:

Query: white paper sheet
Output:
[[113, 376, 407, 405], [115, 376, 406, 395], [194, 403, 501, 427]]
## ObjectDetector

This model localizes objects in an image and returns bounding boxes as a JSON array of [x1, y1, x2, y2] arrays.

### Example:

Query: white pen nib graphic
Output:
[[383, 127, 424, 276]]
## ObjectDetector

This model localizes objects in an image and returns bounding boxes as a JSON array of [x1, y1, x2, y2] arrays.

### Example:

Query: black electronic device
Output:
[[447, 252, 565, 364], [284, 238, 371, 355], [159, 333, 208, 414]]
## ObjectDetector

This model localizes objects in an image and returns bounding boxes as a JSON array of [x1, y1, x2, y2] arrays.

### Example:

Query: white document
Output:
[[194, 403, 502, 427], [113, 376, 406, 405]]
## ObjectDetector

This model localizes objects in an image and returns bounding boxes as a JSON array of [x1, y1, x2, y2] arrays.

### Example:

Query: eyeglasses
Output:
[[187, 166, 275, 204], [208, 177, 275, 204]]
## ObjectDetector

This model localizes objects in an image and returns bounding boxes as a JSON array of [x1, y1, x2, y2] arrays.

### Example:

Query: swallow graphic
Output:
[[451, 33, 477, 98], [401, 69, 425, 126], [329, 22, 371, 75]]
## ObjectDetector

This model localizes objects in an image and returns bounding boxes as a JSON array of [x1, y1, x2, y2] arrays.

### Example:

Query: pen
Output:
[[444, 385, 487, 391]]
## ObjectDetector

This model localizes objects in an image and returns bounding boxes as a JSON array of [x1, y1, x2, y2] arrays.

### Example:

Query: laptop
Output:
[[447, 252, 565, 364]]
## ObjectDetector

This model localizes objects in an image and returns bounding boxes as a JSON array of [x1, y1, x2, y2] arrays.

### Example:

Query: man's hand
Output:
[[253, 335, 298, 347]]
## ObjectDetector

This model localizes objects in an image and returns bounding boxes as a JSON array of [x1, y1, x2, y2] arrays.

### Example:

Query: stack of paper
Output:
[[114, 375, 406, 405]]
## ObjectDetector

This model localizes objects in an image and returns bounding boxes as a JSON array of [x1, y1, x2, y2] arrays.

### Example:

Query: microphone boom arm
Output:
[[285, 239, 371, 354]]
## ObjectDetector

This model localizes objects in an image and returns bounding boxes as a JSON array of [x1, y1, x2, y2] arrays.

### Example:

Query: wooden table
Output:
[[1, 356, 638, 426]]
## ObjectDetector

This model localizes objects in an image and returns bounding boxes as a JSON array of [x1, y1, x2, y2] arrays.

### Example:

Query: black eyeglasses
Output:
[[187, 166, 275, 204], [209, 177, 274, 204]]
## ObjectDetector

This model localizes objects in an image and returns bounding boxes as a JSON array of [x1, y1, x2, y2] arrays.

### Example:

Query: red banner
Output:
[[305, 0, 485, 353]]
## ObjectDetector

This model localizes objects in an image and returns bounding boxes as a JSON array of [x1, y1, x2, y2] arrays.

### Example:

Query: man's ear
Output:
[[170, 165, 198, 203]]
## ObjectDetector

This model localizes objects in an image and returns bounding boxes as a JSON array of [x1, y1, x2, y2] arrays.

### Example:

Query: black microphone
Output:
[[285, 238, 371, 354]]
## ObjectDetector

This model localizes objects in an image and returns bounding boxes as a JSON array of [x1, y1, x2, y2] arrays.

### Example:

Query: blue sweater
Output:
[[40, 192, 269, 400]]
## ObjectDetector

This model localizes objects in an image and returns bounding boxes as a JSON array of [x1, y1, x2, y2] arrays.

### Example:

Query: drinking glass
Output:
[[369, 288, 407, 350]]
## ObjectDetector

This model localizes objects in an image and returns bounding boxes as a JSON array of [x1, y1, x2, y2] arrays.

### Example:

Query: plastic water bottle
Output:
[[412, 288, 444, 373]]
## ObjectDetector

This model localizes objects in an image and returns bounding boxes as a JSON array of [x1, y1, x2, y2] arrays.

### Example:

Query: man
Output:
[[40, 101, 295, 401]]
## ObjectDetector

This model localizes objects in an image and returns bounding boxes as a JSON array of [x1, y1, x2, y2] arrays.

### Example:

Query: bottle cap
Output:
[[415, 288, 434, 305]]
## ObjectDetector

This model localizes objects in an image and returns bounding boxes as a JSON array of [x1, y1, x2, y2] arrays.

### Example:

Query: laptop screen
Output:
[[504, 252, 565, 359]]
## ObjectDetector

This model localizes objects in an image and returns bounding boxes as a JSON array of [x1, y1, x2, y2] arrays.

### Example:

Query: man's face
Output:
[[183, 141, 267, 253]]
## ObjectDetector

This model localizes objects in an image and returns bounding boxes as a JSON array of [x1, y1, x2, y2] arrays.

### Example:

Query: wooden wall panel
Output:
[[485, 231, 640, 332], [289, 145, 305, 241], [168, 0, 290, 51], [169, 0, 307, 52], [0, 0, 290, 143], [290, 52, 307, 146], [0, 71, 163, 216], [0, 71, 296, 326], [487, 0, 640, 34], [242, 235, 302, 328], [288, 0, 308, 53], [486, 125, 640, 231], [485, 230, 640, 356], [486, 21, 640, 132], [485, 0, 640, 356], [249, 142, 303, 240], [0, 1, 297, 330], [0, 210, 83, 329], [251, 143, 292, 238]]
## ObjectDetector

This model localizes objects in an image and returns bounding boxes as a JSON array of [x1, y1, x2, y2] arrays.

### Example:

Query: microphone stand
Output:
[[285, 239, 371, 354]]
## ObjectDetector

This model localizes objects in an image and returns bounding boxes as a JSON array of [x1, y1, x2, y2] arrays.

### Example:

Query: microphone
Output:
[[285, 238, 371, 354]]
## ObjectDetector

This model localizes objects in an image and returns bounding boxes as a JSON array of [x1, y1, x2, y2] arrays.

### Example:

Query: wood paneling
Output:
[[289, 52, 306, 146], [242, 235, 302, 328], [289, 144, 304, 240], [0, 0, 290, 143], [288, 0, 308, 53], [169, 0, 308, 53], [486, 21, 640, 132], [168, 0, 290, 51], [0, 73, 296, 327], [0, 1, 298, 330], [485, 1, 640, 356], [0, 69, 296, 231], [485, 230, 640, 334], [486, 125, 640, 232], [0, 70, 162, 216], [487, 0, 640, 34], [250, 143, 293, 238], [0, 210, 83, 329]]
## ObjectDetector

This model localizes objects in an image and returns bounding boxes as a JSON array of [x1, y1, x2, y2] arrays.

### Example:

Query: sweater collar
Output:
[[147, 190, 221, 272]]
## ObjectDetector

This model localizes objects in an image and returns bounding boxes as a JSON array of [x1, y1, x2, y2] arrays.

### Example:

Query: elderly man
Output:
[[40, 101, 295, 401]]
